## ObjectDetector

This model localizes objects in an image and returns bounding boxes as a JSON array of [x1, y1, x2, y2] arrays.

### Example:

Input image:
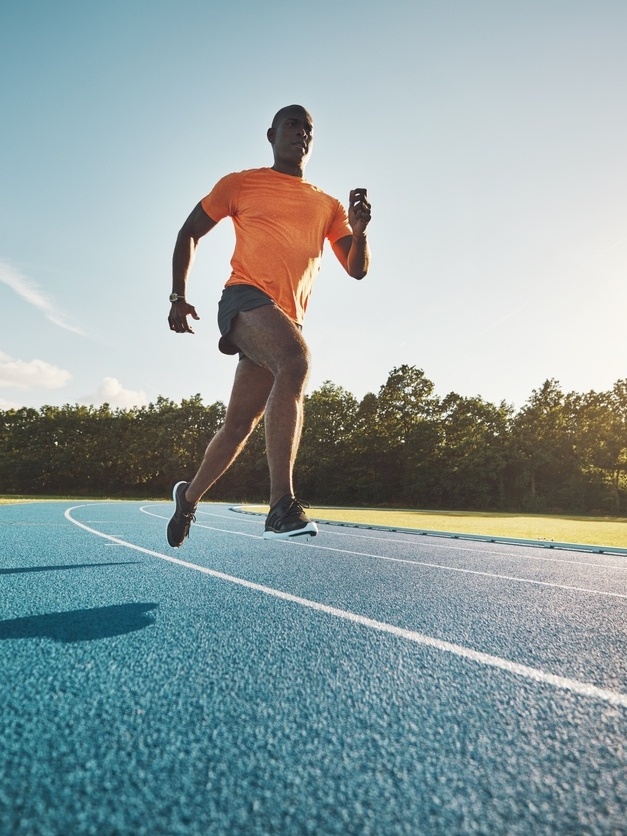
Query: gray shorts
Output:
[[217, 284, 276, 356]]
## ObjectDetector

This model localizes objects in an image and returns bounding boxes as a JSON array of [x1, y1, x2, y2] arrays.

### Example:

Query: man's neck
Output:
[[271, 162, 306, 178]]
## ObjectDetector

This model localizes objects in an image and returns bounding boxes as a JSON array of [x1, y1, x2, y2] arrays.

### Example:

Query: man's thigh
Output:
[[229, 305, 310, 374]]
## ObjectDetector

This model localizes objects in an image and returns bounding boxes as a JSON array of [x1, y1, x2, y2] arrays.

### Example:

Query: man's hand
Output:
[[330, 187, 372, 278], [168, 300, 200, 334], [348, 188, 372, 237]]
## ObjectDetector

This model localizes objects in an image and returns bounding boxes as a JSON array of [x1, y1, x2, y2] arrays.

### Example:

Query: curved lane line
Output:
[[141, 506, 627, 601], [142, 504, 627, 572], [289, 540, 627, 600], [66, 505, 627, 710], [308, 528, 627, 572]]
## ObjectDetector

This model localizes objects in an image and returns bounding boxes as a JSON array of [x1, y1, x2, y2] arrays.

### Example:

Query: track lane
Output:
[[1, 500, 626, 834]]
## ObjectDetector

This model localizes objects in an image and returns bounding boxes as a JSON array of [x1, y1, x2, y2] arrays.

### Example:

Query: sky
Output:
[[1, 0, 626, 413]]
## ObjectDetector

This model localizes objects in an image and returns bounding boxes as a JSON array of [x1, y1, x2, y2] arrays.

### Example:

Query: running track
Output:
[[1, 500, 626, 834]]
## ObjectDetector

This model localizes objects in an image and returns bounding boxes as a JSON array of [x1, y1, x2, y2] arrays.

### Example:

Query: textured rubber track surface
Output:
[[1, 501, 626, 834]]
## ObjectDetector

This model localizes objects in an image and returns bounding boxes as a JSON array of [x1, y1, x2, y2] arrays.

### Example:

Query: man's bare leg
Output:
[[185, 356, 274, 504], [167, 356, 273, 547], [167, 304, 314, 546], [229, 305, 310, 508]]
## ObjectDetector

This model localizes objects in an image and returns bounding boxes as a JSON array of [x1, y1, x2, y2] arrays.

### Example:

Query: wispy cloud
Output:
[[81, 377, 148, 410], [0, 261, 85, 335], [579, 233, 627, 268], [0, 351, 72, 390], [0, 397, 20, 410]]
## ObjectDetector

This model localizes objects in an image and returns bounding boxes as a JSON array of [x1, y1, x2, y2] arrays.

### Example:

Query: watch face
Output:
[[169, 293, 178, 302]]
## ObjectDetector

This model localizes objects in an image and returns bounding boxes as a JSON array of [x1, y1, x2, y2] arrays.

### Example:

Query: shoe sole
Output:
[[262, 522, 318, 540], [167, 481, 191, 548], [172, 480, 188, 502]]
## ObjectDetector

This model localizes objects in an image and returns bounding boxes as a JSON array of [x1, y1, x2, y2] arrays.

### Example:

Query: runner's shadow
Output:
[[0, 603, 158, 642], [0, 562, 143, 576]]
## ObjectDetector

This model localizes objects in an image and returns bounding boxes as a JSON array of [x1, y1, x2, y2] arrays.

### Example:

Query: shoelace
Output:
[[286, 497, 310, 514]]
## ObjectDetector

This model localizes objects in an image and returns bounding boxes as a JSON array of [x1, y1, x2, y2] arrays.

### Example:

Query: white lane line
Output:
[[139, 506, 261, 539], [65, 505, 627, 710], [141, 506, 627, 601], [292, 540, 627, 600], [142, 504, 261, 526], [149, 504, 627, 573], [316, 527, 627, 572]]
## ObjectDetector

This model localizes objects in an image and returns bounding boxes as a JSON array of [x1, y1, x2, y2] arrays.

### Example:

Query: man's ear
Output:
[[267, 128, 275, 144]]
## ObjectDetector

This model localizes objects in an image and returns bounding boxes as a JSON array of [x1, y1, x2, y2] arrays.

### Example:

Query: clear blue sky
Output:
[[2, 0, 626, 412]]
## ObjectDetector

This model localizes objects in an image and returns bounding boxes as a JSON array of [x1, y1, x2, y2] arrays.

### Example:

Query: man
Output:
[[166, 104, 371, 547]]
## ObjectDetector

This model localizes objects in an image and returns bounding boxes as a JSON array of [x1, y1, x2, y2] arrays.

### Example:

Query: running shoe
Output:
[[263, 495, 318, 540], [167, 481, 197, 547]]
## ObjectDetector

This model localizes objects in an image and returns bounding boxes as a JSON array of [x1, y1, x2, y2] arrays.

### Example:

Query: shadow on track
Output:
[[0, 603, 158, 642], [0, 562, 143, 576]]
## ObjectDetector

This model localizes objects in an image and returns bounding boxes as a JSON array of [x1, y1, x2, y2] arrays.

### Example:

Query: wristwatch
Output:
[[169, 293, 185, 303]]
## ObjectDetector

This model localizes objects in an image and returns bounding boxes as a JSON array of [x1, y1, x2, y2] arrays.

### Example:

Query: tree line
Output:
[[2, 365, 626, 515]]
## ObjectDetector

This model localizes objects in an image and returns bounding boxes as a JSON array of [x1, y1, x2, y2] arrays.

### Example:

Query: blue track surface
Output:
[[1, 500, 626, 834]]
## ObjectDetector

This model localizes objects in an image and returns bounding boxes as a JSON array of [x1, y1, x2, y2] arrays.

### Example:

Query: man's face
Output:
[[268, 107, 314, 170]]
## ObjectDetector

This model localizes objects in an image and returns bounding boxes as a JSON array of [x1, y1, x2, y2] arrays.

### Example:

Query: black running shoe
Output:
[[167, 481, 197, 547], [263, 495, 318, 540]]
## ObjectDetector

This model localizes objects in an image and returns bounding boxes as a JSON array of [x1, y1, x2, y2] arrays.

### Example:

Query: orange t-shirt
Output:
[[200, 167, 351, 323]]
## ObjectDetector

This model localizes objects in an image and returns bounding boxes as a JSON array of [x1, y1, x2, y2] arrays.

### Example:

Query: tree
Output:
[[350, 391, 385, 505], [298, 381, 360, 504], [372, 366, 441, 505], [1, 407, 41, 493], [573, 382, 627, 513], [124, 395, 226, 495], [510, 380, 580, 512], [2, 371, 627, 515], [435, 393, 512, 509]]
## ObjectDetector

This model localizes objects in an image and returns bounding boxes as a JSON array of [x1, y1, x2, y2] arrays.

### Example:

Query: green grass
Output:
[[0, 497, 48, 504], [247, 505, 627, 549]]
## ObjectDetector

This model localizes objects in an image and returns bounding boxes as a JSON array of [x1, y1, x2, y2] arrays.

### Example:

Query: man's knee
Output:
[[231, 306, 311, 382], [276, 343, 310, 387], [221, 413, 261, 446]]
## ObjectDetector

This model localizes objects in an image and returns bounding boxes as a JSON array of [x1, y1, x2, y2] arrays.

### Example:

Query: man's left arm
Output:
[[332, 188, 372, 279]]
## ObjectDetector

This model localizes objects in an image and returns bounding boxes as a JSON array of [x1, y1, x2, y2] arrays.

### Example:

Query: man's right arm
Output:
[[168, 202, 218, 334]]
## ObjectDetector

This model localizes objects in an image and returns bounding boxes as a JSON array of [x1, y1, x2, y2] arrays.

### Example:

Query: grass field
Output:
[[2, 498, 626, 551]]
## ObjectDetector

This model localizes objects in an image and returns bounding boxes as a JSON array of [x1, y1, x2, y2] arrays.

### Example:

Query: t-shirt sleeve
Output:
[[200, 172, 240, 222], [326, 199, 352, 244]]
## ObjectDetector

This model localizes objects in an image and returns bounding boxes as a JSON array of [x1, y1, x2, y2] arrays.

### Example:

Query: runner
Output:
[[166, 104, 371, 547]]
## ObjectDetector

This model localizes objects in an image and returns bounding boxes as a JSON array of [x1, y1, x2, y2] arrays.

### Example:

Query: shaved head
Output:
[[270, 104, 312, 132], [267, 105, 314, 176]]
